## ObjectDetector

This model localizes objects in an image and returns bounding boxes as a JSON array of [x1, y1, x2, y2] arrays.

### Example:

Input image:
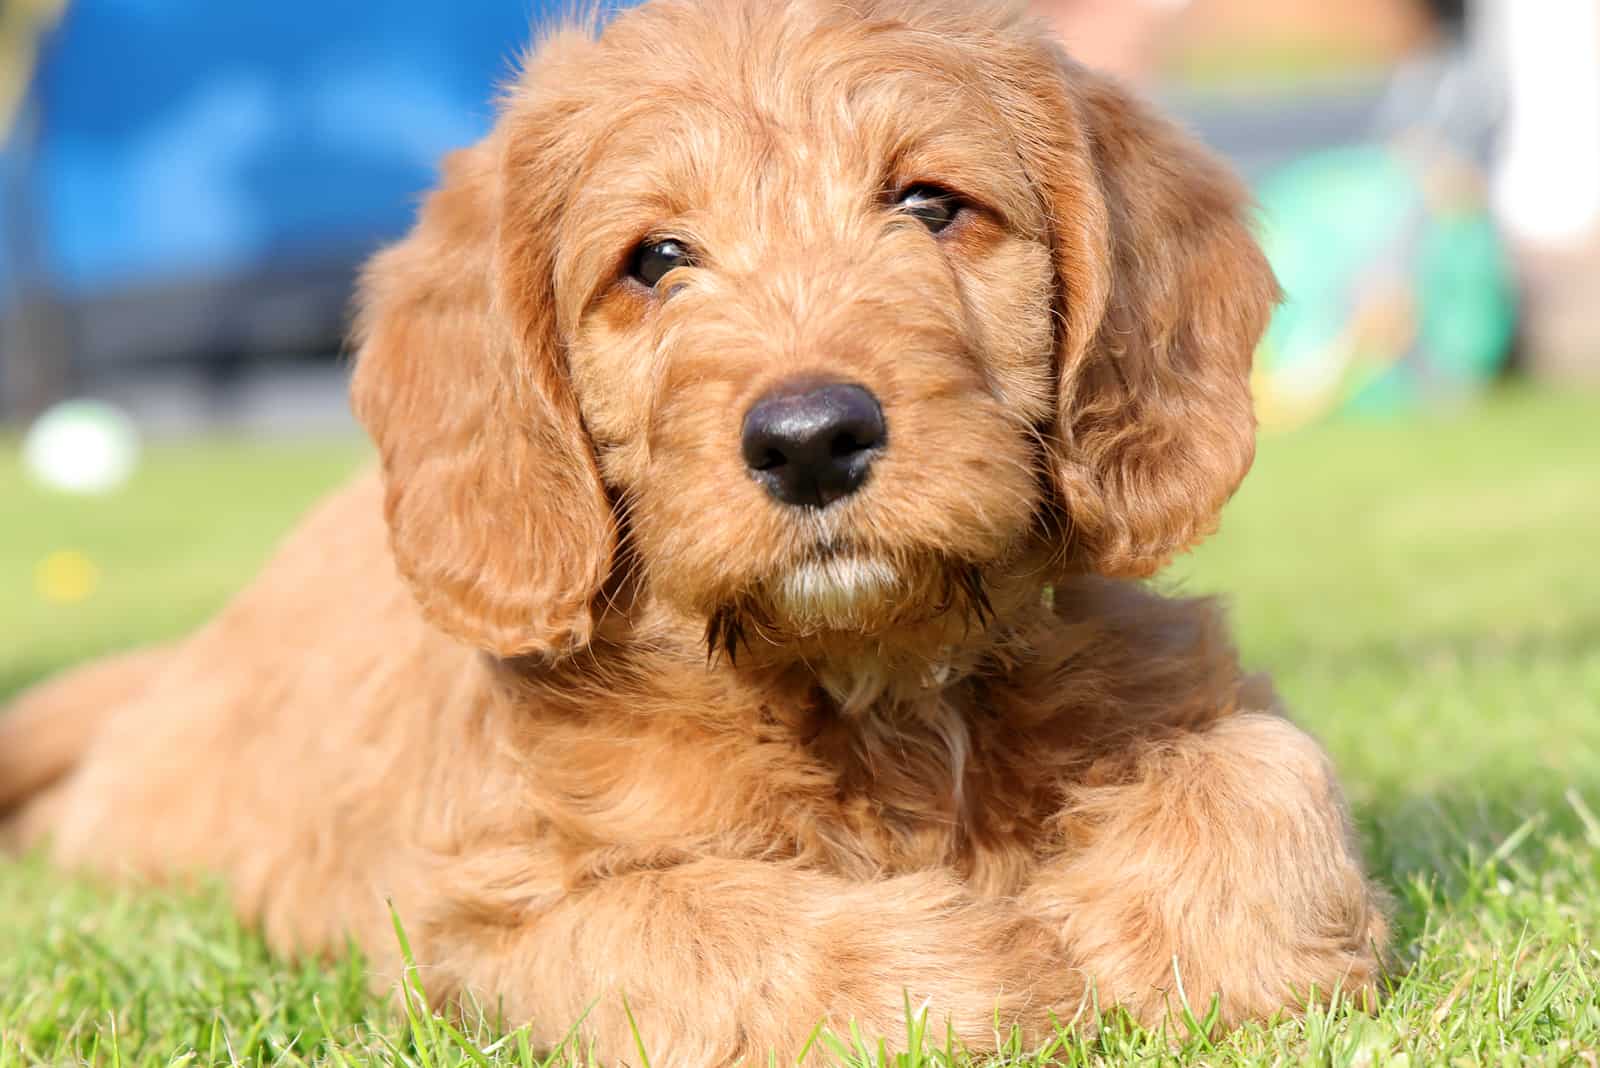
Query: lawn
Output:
[[3, 387, 1599, 1066]]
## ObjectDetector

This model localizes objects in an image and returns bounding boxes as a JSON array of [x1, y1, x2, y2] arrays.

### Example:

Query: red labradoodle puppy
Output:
[[0, 0, 1387, 1061]]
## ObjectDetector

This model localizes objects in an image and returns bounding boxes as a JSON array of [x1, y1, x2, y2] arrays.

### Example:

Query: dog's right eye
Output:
[[895, 185, 965, 234], [630, 239, 695, 289]]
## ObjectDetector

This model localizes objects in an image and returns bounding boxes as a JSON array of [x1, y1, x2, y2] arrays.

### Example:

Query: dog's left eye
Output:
[[630, 238, 695, 289], [896, 185, 965, 234]]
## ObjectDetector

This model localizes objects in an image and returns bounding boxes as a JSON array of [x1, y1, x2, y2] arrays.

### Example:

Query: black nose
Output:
[[741, 382, 887, 508]]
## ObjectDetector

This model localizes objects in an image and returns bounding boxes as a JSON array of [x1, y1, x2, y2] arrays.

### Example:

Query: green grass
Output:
[[0, 437, 370, 699], [4, 388, 1600, 1066]]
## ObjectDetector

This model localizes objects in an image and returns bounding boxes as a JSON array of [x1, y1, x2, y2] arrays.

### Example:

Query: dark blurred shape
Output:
[[1422, 0, 1469, 29]]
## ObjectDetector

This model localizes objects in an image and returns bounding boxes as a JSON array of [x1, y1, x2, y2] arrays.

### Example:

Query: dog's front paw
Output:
[[1025, 713, 1389, 1028]]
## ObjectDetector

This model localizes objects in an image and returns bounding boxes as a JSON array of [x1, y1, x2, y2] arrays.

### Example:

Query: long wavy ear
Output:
[[1025, 59, 1279, 578], [351, 134, 615, 659]]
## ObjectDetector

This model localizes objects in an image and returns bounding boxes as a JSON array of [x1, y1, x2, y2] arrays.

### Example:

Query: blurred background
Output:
[[1, 0, 1597, 434]]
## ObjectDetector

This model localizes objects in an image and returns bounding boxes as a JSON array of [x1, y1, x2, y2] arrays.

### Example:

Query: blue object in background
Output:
[[4, 0, 578, 303]]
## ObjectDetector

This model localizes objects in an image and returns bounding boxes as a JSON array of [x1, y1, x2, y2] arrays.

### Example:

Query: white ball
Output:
[[22, 399, 142, 495]]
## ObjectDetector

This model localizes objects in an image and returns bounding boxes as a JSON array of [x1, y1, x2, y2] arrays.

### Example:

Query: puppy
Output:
[[0, 1, 1387, 1062]]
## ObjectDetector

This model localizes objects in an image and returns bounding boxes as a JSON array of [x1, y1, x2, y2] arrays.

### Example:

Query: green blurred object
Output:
[[1252, 143, 1517, 431]]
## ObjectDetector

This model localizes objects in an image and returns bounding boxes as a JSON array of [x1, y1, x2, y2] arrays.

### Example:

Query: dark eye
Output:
[[896, 185, 964, 234], [629, 238, 695, 289]]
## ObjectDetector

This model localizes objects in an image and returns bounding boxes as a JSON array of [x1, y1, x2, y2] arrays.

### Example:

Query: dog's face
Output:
[[555, 2, 1059, 643], [353, 0, 1278, 664]]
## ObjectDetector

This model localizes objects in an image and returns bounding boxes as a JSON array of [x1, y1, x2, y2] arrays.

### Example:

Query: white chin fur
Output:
[[773, 555, 900, 631]]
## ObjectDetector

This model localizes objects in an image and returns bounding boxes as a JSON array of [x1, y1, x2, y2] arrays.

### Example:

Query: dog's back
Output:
[[0, 645, 171, 842], [0, 472, 485, 957]]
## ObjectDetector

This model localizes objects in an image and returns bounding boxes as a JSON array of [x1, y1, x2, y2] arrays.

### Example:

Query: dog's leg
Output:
[[413, 860, 1081, 1066], [0, 644, 172, 838], [1021, 712, 1388, 1029]]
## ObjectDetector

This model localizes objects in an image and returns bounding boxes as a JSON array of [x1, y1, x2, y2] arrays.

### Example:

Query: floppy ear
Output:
[[351, 138, 616, 659], [1030, 61, 1279, 578]]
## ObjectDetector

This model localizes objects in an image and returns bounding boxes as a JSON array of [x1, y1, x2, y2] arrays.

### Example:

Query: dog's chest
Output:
[[799, 699, 1055, 893], [524, 687, 1052, 897]]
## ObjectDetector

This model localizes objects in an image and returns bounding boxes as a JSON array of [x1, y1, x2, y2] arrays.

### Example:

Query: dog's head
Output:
[[353, 0, 1277, 665]]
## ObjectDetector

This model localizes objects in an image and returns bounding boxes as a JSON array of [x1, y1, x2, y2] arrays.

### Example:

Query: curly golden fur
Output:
[[1, 1, 1387, 1062]]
